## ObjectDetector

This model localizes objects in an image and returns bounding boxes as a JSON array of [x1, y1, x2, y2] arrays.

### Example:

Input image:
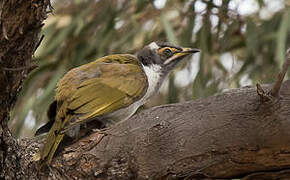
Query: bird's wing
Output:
[[55, 54, 148, 131]]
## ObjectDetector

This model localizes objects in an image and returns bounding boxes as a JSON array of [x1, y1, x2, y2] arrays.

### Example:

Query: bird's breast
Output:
[[142, 64, 163, 98]]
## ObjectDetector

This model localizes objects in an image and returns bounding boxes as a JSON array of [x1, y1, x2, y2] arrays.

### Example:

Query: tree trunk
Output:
[[1, 1, 290, 180], [0, 0, 50, 179]]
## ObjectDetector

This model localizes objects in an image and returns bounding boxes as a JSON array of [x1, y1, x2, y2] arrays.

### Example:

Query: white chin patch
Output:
[[148, 42, 159, 50]]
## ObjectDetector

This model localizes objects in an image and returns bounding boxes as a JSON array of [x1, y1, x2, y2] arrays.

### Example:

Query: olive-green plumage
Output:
[[35, 41, 200, 164], [39, 54, 147, 163]]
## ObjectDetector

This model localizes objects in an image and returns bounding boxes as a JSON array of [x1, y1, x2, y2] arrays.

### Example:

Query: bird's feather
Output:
[[39, 54, 148, 163]]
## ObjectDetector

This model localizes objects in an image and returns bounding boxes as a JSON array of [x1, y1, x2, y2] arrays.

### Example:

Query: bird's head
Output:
[[137, 41, 200, 74]]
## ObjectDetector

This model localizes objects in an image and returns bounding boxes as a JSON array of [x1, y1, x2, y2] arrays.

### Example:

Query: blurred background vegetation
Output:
[[10, 0, 290, 137]]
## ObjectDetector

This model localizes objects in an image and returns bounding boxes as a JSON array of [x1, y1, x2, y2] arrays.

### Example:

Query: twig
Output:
[[46, 0, 54, 14], [34, 34, 45, 53], [256, 48, 290, 102], [256, 83, 271, 102], [270, 49, 290, 97]]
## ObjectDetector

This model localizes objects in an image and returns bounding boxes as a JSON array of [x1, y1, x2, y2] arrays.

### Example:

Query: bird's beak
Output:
[[164, 47, 200, 65], [176, 47, 200, 56]]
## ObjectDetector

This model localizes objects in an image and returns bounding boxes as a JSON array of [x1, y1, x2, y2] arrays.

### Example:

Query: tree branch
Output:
[[19, 79, 290, 179]]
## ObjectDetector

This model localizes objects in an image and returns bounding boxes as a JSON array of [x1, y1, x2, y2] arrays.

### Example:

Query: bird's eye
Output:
[[163, 48, 173, 57]]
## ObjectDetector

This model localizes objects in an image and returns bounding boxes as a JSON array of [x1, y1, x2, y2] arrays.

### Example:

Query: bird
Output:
[[35, 41, 200, 164]]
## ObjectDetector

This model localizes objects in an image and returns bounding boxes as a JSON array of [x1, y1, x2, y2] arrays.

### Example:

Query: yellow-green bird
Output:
[[35, 41, 200, 164]]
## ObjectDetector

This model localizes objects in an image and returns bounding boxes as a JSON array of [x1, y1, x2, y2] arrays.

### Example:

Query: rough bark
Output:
[[0, 0, 50, 179], [1, 1, 290, 180], [18, 80, 289, 180]]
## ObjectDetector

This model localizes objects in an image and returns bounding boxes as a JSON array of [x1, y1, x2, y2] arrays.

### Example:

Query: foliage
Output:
[[10, 0, 290, 137]]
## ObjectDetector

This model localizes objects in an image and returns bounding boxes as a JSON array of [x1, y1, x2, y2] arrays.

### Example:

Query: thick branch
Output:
[[21, 80, 290, 179]]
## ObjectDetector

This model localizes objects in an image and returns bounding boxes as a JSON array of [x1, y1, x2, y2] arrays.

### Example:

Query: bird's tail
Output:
[[38, 115, 67, 164], [44, 133, 64, 164]]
